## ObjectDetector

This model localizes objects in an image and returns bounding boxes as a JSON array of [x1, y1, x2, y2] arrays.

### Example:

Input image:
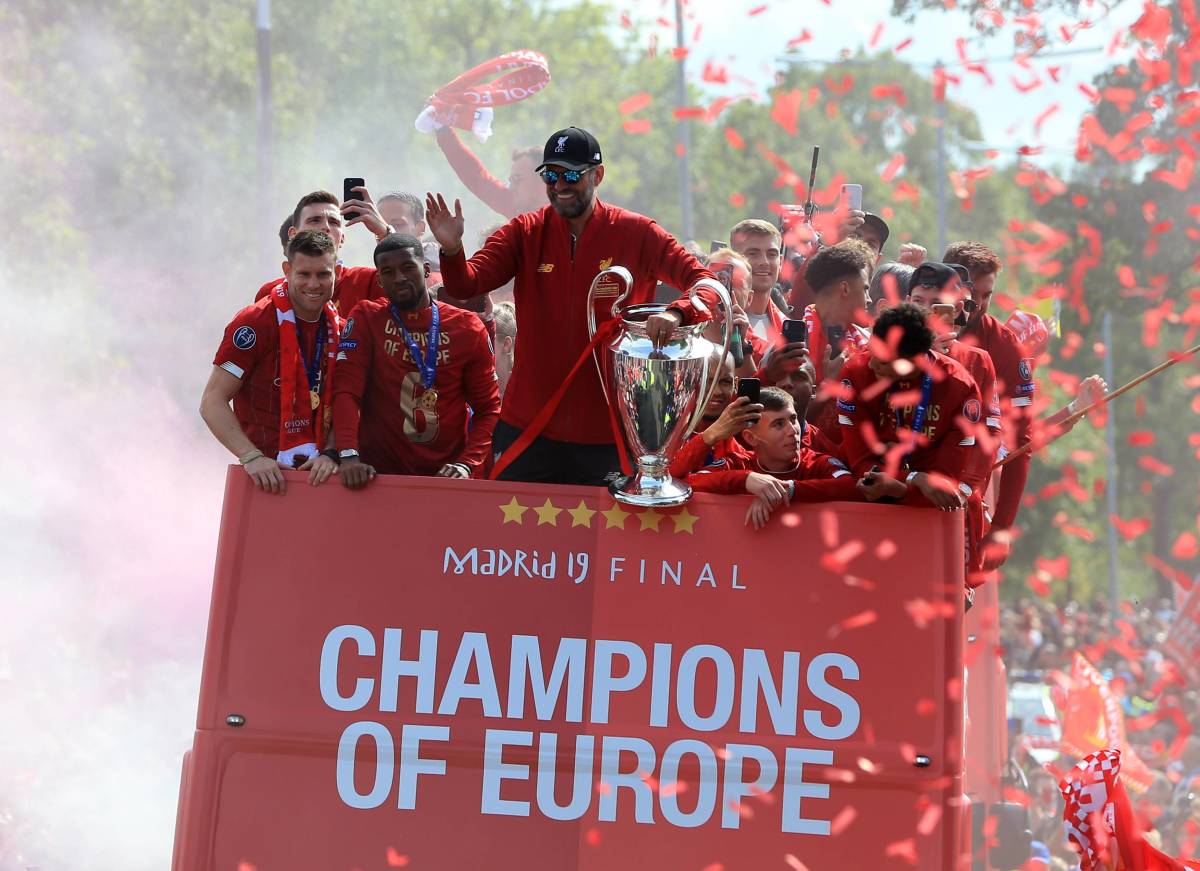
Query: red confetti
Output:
[[748, 4, 767, 14], [386, 848, 409, 867], [1110, 515, 1152, 541], [834, 609, 877, 634], [622, 118, 652, 135], [770, 88, 804, 136], [1172, 532, 1199, 560], [785, 856, 812, 871], [885, 837, 919, 865], [585, 827, 601, 847], [1128, 430, 1156, 447], [618, 92, 652, 115], [831, 805, 858, 835], [881, 153, 905, 182], [724, 127, 745, 150]]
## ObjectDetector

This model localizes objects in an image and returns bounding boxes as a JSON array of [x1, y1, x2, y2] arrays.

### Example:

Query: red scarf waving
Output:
[[419, 51, 550, 137], [1061, 749, 1200, 871], [271, 284, 340, 468]]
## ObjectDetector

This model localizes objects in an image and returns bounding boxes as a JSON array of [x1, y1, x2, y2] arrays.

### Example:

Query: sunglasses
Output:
[[540, 168, 591, 185]]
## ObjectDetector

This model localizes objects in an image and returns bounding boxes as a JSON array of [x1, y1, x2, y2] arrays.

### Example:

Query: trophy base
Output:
[[608, 471, 693, 508]]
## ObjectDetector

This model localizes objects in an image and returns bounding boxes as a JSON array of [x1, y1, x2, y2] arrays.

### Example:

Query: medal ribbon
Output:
[[272, 284, 340, 467], [298, 316, 327, 394], [390, 303, 440, 389], [893, 370, 934, 466]]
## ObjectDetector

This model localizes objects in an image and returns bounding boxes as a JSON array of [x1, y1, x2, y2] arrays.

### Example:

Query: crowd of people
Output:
[[199, 123, 1111, 589], [1001, 596, 1200, 866]]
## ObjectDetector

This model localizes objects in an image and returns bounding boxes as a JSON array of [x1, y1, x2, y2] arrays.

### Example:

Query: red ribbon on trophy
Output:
[[416, 51, 551, 141]]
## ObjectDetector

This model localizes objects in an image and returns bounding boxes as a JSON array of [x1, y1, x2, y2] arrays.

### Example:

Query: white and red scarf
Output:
[[272, 284, 340, 468], [1061, 749, 1199, 871], [421, 51, 550, 139]]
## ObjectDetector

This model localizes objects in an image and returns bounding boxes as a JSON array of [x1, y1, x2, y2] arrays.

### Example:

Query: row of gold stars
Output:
[[498, 497, 698, 533]]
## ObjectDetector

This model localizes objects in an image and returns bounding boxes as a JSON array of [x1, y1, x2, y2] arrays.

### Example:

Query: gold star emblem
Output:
[[601, 504, 629, 529], [533, 498, 563, 526], [637, 510, 664, 532], [671, 508, 698, 534], [499, 497, 528, 525], [567, 500, 596, 528]]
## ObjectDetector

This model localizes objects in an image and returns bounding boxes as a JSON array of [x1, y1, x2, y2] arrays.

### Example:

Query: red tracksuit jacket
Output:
[[439, 199, 717, 444]]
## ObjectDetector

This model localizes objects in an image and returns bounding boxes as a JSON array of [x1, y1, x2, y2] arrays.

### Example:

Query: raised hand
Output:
[[424, 192, 466, 254]]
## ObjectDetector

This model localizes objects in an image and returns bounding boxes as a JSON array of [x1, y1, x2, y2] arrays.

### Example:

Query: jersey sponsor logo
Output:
[[963, 398, 981, 423], [836, 379, 856, 413], [537, 263, 555, 273], [1017, 382, 1035, 395], [338, 340, 359, 351], [1018, 358, 1034, 382], [232, 326, 256, 350]]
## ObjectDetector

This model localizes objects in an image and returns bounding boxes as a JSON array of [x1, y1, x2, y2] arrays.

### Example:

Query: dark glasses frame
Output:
[[540, 168, 592, 185]]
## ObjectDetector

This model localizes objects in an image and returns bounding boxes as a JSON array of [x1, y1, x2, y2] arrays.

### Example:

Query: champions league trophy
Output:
[[587, 267, 733, 507]]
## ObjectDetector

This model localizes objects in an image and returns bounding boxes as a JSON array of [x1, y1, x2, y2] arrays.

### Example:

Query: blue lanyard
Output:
[[894, 371, 934, 462], [295, 315, 327, 391], [390, 303, 440, 388]]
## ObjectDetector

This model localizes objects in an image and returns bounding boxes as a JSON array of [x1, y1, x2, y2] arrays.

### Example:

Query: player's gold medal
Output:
[[310, 388, 321, 410], [420, 388, 439, 410]]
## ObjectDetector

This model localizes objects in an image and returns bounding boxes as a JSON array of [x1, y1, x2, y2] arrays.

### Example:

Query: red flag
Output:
[[1060, 749, 1200, 871]]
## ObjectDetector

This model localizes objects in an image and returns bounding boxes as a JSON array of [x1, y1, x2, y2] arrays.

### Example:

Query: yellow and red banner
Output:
[[173, 470, 968, 870]]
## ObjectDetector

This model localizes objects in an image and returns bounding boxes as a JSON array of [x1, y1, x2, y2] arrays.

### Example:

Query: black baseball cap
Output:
[[862, 212, 891, 247], [947, 263, 972, 285], [536, 127, 603, 172], [908, 261, 958, 294]]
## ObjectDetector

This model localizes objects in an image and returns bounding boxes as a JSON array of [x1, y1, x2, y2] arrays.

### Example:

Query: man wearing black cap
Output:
[[425, 126, 719, 485]]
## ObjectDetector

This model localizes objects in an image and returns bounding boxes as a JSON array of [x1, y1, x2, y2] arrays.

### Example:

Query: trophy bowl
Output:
[[588, 269, 733, 507]]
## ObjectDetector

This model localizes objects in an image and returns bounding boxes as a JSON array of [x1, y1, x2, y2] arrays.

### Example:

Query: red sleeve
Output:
[[836, 368, 882, 476], [791, 477, 864, 503], [686, 469, 752, 494], [255, 278, 282, 301], [644, 221, 718, 325], [213, 305, 268, 381], [928, 377, 982, 485], [331, 303, 372, 451], [801, 450, 855, 481], [435, 128, 519, 218], [669, 434, 716, 478], [989, 330, 1035, 530], [439, 220, 522, 300], [457, 320, 502, 475]]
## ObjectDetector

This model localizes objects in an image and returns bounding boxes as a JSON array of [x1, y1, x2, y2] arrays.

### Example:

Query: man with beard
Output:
[[332, 234, 500, 488], [425, 127, 719, 485]]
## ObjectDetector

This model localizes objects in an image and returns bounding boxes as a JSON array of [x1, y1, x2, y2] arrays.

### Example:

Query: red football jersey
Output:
[[945, 340, 1002, 492], [679, 433, 856, 500], [837, 350, 982, 488], [332, 299, 500, 476], [959, 312, 1036, 529], [256, 263, 382, 320], [213, 298, 325, 457]]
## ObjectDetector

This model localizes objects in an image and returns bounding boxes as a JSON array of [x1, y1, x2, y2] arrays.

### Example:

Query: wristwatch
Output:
[[339, 449, 360, 460]]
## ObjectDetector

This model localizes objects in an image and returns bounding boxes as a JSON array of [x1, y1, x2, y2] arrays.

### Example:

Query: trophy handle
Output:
[[586, 266, 635, 405], [682, 277, 734, 439]]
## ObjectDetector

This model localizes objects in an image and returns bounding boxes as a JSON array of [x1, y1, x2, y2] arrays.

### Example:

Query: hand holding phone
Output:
[[343, 177, 366, 221], [736, 377, 761, 404], [781, 318, 808, 346], [841, 183, 863, 212]]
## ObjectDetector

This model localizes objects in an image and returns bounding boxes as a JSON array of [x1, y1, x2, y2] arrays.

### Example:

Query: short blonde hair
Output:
[[729, 219, 781, 244]]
